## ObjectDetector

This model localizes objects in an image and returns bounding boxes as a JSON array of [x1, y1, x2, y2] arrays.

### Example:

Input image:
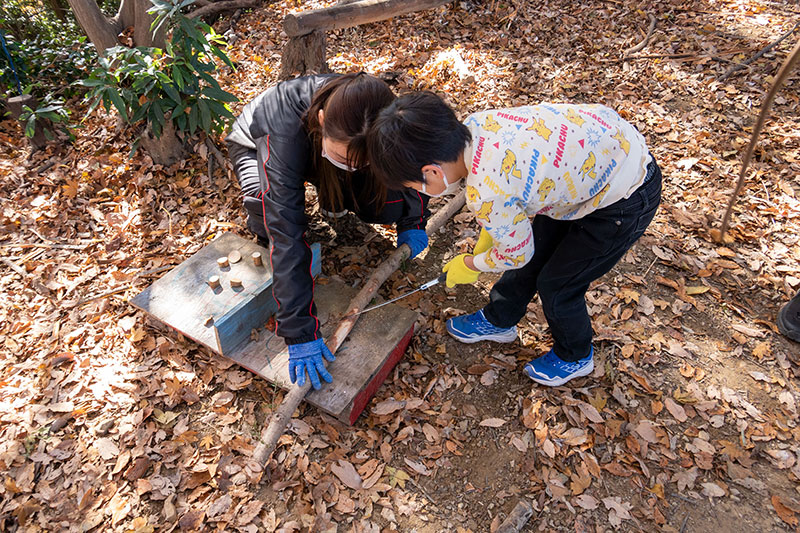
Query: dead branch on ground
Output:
[[623, 13, 656, 58], [719, 20, 800, 81]]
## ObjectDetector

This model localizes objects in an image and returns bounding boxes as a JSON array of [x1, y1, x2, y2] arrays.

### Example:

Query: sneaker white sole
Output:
[[446, 327, 518, 344], [524, 359, 594, 387]]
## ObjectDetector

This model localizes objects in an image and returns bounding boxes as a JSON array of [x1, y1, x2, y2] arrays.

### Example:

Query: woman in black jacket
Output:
[[225, 73, 430, 390]]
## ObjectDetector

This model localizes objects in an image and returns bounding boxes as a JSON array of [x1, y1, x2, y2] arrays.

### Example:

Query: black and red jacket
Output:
[[227, 74, 429, 345]]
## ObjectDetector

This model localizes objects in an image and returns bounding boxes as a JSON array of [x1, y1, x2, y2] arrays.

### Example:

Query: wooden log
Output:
[[279, 30, 329, 80], [283, 0, 453, 37], [252, 190, 466, 467]]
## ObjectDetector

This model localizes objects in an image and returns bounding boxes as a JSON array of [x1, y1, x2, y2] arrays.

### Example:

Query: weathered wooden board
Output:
[[130, 232, 418, 424], [229, 280, 418, 424], [130, 232, 320, 355]]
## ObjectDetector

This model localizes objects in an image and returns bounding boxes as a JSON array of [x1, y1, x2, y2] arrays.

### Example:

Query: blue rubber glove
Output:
[[287, 338, 335, 390], [397, 229, 428, 259]]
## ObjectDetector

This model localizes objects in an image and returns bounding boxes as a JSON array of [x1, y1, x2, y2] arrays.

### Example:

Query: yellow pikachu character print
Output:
[[484, 115, 502, 133], [592, 183, 610, 207], [500, 149, 523, 183], [484, 252, 496, 269], [512, 212, 527, 225], [476, 201, 493, 221], [565, 108, 585, 127], [466, 185, 480, 204], [510, 254, 526, 267], [612, 128, 630, 155], [537, 178, 556, 203], [579, 151, 597, 180], [526, 118, 552, 141]]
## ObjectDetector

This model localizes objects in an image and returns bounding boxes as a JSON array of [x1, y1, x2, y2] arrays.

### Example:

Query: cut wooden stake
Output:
[[230, 278, 242, 288], [217, 257, 229, 268], [252, 252, 263, 266], [252, 190, 466, 468], [496, 499, 535, 533], [208, 275, 220, 289], [228, 250, 242, 264]]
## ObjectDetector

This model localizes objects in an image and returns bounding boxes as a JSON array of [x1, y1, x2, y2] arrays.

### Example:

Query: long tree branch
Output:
[[719, 20, 800, 81], [623, 13, 656, 58], [251, 190, 467, 468], [716, 37, 800, 241]]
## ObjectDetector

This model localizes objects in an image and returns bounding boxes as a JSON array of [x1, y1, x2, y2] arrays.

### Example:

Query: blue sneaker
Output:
[[446, 309, 518, 344], [524, 347, 594, 386]]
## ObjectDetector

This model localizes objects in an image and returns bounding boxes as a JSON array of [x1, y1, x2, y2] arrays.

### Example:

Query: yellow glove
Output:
[[473, 228, 493, 255], [442, 254, 481, 288]]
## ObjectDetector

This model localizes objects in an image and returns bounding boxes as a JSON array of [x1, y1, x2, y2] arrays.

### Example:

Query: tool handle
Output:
[[420, 273, 448, 290]]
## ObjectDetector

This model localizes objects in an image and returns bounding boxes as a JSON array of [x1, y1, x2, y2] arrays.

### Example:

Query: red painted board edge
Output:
[[347, 324, 414, 425]]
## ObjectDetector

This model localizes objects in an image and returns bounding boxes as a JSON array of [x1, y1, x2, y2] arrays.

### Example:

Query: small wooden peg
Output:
[[207, 275, 220, 289], [228, 250, 242, 264], [204, 316, 214, 327], [217, 257, 229, 268], [230, 278, 242, 288], [252, 252, 263, 266]]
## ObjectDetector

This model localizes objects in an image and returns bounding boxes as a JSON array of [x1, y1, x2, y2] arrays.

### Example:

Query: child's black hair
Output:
[[367, 91, 472, 191]]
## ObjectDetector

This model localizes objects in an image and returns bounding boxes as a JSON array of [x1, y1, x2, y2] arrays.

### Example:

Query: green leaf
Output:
[[188, 103, 198, 134], [201, 86, 238, 103], [108, 88, 129, 122], [197, 99, 210, 132]]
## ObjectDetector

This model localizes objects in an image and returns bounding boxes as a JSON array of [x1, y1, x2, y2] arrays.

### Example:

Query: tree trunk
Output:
[[140, 120, 186, 167], [66, 0, 165, 55], [279, 31, 329, 80], [128, 0, 166, 49], [46, 0, 69, 22], [66, 0, 122, 54]]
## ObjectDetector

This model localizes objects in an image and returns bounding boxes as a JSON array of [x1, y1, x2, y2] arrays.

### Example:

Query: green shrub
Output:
[[19, 94, 75, 141], [80, 0, 237, 141], [0, 0, 96, 100]]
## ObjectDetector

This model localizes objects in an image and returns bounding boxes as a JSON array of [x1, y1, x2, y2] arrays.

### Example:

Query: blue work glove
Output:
[[287, 338, 335, 390], [397, 229, 428, 259]]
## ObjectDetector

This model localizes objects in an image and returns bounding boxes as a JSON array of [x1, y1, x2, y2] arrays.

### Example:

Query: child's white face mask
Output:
[[422, 164, 460, 197], [321, 148, 357, 172]]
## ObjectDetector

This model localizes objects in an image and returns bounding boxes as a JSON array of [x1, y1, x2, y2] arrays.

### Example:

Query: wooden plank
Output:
[[283, 0, 453, 37], [213, 243, 320, 355], [227, 280, 418, 423], [131, 233, 316, 355]]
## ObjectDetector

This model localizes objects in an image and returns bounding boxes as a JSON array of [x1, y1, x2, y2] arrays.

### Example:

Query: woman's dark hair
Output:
[[303, 73, 395, 212], [367, 91, 472, 191]]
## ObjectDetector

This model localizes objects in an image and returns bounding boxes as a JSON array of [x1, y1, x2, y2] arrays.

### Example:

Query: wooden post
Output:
[[283, 0, 453, 37], [279, 0, 452, 78], [8, 95, 48, 151], [279, 30, 329, 80], [252, 190, 466, 467]]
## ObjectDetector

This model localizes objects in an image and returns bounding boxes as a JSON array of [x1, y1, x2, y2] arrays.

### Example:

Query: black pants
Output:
[[483, 158, 663, 362]]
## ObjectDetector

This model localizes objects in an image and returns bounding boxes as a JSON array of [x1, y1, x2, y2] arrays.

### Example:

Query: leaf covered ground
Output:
[[1, 0, 800, 531]]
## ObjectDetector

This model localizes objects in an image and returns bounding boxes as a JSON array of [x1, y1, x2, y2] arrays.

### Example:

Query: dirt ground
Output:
[[2, 0, 800, 532]]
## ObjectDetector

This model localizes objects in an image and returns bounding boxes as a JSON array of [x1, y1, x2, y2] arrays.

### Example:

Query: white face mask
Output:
[[422, 165, 461, 197], [321, 148, 357, 172]]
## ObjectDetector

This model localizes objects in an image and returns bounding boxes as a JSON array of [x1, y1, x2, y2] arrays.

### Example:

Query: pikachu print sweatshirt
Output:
[[463, 104, 652, 273]]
